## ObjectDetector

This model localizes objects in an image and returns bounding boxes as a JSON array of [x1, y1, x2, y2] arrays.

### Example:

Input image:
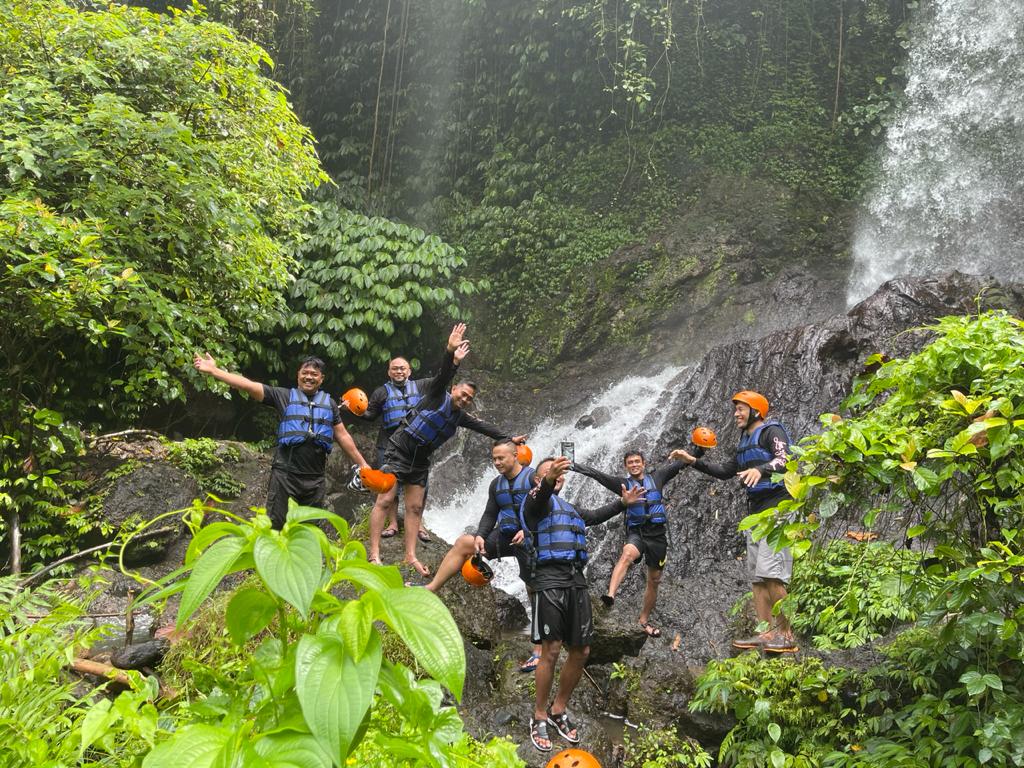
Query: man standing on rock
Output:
[[422, 438, 543, 671], [519, 456, 644, 753], [346, 355, 431, 545], [672, 390, 798, 654], [373, 323, 526, 578], [571, 447, 702, 638], [193, 353, 370, 529]]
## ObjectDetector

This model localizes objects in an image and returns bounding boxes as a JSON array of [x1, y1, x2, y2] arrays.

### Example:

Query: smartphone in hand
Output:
[[560, 441, 575, 465]]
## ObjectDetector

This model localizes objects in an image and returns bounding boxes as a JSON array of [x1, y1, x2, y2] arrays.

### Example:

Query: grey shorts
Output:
[[745, 529, 792, 584]]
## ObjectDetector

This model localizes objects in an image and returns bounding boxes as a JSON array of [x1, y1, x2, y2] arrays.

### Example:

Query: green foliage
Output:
[[0, 0, 324, 570], [123, 500, 520, 767], [283, 199, 481, 373], [785, 540, 930, 649], [165, 438, 244, 499], [624, 724, 712, 768], [691, 654, 868, 768]]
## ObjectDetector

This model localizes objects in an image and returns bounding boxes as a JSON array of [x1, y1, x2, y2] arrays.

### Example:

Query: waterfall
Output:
[[847, 0, 1024, 304], [423, 366, 685, 594]]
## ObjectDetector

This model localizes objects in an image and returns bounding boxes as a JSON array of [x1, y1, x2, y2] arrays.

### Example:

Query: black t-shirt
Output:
[[263, 385, 342, 478]]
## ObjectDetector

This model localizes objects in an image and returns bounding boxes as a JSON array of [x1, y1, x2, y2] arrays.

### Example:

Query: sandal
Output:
[[368, 556, 383, 566], [639, 621, 662, 638], [381, 526, 398, 539], [417, 529, 431, 543], [546, 707, 581, 744], [529, 717, 552, 752], [404, 558, 431, 578], [519, 652, 541, 673]]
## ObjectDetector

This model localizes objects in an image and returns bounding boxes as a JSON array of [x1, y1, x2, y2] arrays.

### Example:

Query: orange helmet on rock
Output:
[[461, 554, 493, 587], [691, 426, 718, 448], [547, 749, 601, 768], [359, 467, 396, 494], [516, 444, 533, 465], [342, 388, 369, 416], [732, 390, 769, 420]]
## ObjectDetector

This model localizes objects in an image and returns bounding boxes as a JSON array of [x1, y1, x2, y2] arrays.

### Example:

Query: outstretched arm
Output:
[[571, 462, 625, 496], [193, 353, 264, 401], [332, 422, 369, 469]]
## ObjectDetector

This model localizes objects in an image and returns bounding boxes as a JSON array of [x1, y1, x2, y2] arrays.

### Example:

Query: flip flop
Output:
[[519, 652, 541, 673], [639, 622, 662, 638], [404, 558, 431, 578], [417, 529, 431, 543], [381, 526, 398, 539], [529, 717, 552, 752]]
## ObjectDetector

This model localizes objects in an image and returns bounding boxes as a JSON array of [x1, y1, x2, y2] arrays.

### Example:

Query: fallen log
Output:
[[69, 657, 177, 699]]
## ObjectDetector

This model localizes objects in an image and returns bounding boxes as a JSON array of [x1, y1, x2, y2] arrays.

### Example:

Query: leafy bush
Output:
[[624, 724, 712, 768], [282, 198, 482, 373], [165, 438, 244, 499], [785, 540, 930, 649]]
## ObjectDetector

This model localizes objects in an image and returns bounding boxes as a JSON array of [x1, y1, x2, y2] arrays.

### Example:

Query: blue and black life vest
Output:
[[404, 392, 460, 450], [736, 420, 790, 496], [624, 474, 666, 528], [381, 380, 422, 430], [496, 466, 536, 535], [277, 388, 334, 452], [525, 494, 588, 565]]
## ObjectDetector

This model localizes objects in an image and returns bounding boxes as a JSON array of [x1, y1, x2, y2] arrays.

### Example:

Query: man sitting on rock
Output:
[[672, 390, 798, 654], [519, 456, 644, 753], [193, 353, 370, 529]]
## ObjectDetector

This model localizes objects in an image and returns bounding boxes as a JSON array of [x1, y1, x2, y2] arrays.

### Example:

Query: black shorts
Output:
[[625, 523, 668, 569], [379, 445, 430, 487], [530, 585, 593, 647], [266, 468, 325, 529], [484, 530, 531, 582], [376, 447, 429, 497]]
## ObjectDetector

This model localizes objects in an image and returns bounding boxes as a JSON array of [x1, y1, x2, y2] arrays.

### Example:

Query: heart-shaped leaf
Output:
[[226, 587, 278, 645], [254, 526, 323, 618]]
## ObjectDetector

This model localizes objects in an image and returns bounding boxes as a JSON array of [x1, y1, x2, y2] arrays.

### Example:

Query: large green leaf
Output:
[[141, 724, 233, 768], [287, 503, 349, 541], [225, 587, 278, 645], [177, 535, 247, 627], [330, 559, 403, 592], [295, 629, 382, 761], [254, 526, 323, 618], [253, 732, 332, 768], [372, 587, 465, 700]]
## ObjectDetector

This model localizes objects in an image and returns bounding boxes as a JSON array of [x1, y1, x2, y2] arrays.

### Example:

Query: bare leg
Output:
[[402, 483, 429, 576], [424, 534, 476, 592], [368, 484, 399, 563], [606, 543, 640, 599], [637, 567, 663, 626], [764, 578, 792, 636], [550, 645, 589, 716], [534, 640, 562, 721], [752, 581, 773, 628]]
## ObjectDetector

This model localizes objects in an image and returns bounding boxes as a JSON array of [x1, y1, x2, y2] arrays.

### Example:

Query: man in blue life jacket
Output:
[[345, 355, 431, 545], [571, 447, 703, 638], [193, 353, 370, 530], [519, 456, 645, 753], [422, 439, 543, 669], [373, 323, 526, 577], [672, 390, 797, 654]]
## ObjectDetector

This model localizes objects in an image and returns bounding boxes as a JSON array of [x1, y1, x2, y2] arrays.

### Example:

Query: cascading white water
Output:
[[423, 366, 684, 594], [847, 0, 1024, 304]]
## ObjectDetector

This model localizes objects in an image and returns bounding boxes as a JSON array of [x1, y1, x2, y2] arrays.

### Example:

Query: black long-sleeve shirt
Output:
[[474, 465, 533, 540], [355, 376, 431, 448], [521, 476, 625, 590], [572, 460, 688, 497], [693, 423, 789, 501], [389, 349, 512, 460]]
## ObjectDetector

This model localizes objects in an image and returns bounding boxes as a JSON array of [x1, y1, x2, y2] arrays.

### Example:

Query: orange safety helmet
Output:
[[732, 390, 769, 420], [516, 444, 533, 465], [461, 554, 493, 587], [359, 467, 396, 494], [546, 749, 601, 768], [691, 426, 718, 448], [342, 387, 369, 416]]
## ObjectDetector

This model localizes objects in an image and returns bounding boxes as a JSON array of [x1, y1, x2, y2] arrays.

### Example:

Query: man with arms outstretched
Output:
[[520, 456, 644, 753], [193, 353, 370, 529]]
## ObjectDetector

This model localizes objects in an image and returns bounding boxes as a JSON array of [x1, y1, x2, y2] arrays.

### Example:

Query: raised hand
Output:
[[621, 483, 646, 506], [453, 339, 471, 364], [512, 434, 528, 444], [447, 322, 467, 352], [548, 456, 572, 479], [193, 352, 217, 375]]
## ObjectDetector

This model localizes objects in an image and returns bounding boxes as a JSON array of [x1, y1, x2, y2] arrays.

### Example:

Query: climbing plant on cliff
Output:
[[736, 310, 1024, 765], [0, 0, 325, 572]]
